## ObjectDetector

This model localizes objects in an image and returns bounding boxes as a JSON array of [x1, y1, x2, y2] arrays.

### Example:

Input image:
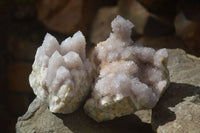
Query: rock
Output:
[[179, 0, 200, 22], [16, 98, 72, 133], [16, 48, 200, 132], [152, 49, 200, 133], [37, 0, 98, 35], [37, 0, 82, 34], [89, 6, 118, 44], [16, 98, 154, 133], [137, 0, 177, 21], [134, 110, 152, 124], [118, 0, 175, 36], [175, 12, 200, 57]]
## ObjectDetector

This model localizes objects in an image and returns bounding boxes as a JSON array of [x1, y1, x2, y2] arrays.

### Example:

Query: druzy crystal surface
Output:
[[29, 31, 93, 113], [84, 15, 169, 122]]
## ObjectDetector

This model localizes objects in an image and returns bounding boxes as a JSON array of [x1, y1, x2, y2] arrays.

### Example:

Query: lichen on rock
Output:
[[29, 31, 93, 114], [84, 15, 169, 122]]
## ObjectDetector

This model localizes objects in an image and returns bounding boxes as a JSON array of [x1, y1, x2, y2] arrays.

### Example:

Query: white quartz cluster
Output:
[[84, 15, 169, 122], [29, 31, 93, 113]]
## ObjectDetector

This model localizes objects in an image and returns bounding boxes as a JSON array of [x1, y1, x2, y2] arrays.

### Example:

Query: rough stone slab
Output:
[[37, 0, 99, 35], [152, 49, 200, 133], [135, 110, 151, 124], [16, 48, 200, 133], [16, 98, 153, 133], [16, 98, 72, 133]]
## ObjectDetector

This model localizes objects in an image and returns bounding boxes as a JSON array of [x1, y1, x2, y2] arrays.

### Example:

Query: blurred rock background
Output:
[[0, 0, 200, 132]]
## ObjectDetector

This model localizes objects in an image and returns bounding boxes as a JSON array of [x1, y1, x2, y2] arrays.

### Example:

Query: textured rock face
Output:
[[29, 31, 93, 114], [16, 49, 200, 133], [37, 0, 100, 35], [152, 49, 200, 133], [84, 15, 169, 122], [16, 98, 73, 133], [16, 98, 154, 133], [175, 12, 200, 57]]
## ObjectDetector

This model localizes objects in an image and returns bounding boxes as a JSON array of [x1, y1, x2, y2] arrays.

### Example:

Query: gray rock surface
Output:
[[16, 98, 153, 133], [16, 98, 72, 133], [152, 49, 200, 133], [135, 109, 152, 124], [16, 48, 200, 133]]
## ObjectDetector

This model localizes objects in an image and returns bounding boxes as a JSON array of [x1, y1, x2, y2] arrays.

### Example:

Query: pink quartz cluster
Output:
[[84, 15, 169, 122]]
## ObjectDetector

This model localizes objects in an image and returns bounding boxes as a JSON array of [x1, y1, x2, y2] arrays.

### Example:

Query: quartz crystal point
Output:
[[29, 31, 93, 113], [84, 15, 169, 122]]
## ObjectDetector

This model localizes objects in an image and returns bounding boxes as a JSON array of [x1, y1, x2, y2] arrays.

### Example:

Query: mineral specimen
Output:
[[84, 15, 169, 122], [29, 31, 93, 113]]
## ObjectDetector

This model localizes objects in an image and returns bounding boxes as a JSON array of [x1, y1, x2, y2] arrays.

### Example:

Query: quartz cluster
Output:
[[29, 15, 169, 122], [29, 31, 93, 113], [84, 15, 169, 122]]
